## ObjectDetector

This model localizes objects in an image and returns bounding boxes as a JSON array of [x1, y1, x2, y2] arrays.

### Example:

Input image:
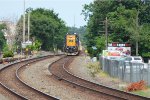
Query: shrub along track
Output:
[[0, 55, 60, 100], [49, 55, 150, 100]]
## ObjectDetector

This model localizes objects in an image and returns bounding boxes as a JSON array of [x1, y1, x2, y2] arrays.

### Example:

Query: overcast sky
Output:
[[0, 0, 93, 28]]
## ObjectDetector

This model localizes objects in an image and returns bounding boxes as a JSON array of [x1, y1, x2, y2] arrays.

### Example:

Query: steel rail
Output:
[[49, 56, 150, 100], [16, 55, 60, 100], [0, 55, 62, 100]]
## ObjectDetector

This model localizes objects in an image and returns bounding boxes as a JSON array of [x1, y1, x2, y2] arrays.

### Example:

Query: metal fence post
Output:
[[148, 64, 150, 85], [130, 62, 133, 82]]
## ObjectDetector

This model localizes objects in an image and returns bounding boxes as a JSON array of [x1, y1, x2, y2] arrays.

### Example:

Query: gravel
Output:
[[0, 94, 9, 100], [0, 52, 55, 100], [0, 63, 19, 100], [0, 54, 126, 100], [0, 76, 23, 100], [68, 56, 127, 89], [20, 56, 102, 100], [0, 86, 12, 100]]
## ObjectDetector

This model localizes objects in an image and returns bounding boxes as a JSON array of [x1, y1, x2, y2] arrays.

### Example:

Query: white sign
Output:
[[108, 47, 131, 56], [22, 41, 32, 48]]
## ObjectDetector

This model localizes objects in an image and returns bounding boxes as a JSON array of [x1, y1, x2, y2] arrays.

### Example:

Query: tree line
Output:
[[1, 1, 150, 58], [16, 8, 68, 51], [0, 23, 6, 51], [82, 0, 150, 57]]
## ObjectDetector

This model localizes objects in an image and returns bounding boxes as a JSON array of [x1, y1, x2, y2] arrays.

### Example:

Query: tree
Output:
[[26, 40, 41, 51], [16, 8, 67, 51], [0, 23, 6, 51], [82, 0, 115, 56], [107, 2, 150, 56], [82, 0, 150, 57], [139, 23, 150, 57], [67, 26, 87, 46]]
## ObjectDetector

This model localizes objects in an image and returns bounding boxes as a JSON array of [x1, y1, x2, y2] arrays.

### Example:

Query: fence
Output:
[[99, 56, 150, 86]]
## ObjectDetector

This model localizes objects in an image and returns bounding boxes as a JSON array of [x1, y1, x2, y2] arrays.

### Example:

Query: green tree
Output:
[[82, 0, 150, 57], [139, 23, 150, 57], [67, 26, 87, 47], [107, 2, 150, 56], [26, 40, 42, 51], [0, 23, 6, 51], [2, 44, 14, 58], [16, 8, 67, 51]]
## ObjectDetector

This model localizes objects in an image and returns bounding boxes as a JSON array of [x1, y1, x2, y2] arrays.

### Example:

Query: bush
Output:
[[126, 80, 147, 92], [87, 62, 100, 77], [3, 51, 14, 58]]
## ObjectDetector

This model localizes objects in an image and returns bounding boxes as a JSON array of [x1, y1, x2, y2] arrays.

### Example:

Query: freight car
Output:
[[64, 33, 79, 55]]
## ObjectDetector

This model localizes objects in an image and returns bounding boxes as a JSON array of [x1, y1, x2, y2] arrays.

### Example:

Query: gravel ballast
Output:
[[20, 56, 101, 100], [68, 56, 127, 89]]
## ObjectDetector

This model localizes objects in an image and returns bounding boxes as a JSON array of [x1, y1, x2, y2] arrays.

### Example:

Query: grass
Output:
[[132, 88, 150, 97], [87, 62, 108, 77], [127, 84, 150, 97], [86, 60, 150, 98], [86, 61, 128, 88]]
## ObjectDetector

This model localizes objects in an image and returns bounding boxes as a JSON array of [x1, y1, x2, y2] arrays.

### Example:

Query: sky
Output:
[[0, 0, 93, 28]]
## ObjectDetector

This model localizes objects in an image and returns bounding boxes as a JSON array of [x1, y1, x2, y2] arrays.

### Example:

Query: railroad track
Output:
[[49, 56, 150, 100], [0, 55, 60, 100]]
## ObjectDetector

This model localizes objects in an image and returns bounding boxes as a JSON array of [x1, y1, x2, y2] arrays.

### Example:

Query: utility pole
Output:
[[28, 11, 30, 41], [53, 29, 55, 55], [99, 17, 109, 50], [74, 15, 76, 33], [105, 17, 108, 50], [135, 10, 139, 56], [23, 0, 26, 43]]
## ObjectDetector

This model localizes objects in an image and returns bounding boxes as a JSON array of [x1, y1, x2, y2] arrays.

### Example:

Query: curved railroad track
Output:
[[0, 55, 59, 100], [49, 55, 150, 100]]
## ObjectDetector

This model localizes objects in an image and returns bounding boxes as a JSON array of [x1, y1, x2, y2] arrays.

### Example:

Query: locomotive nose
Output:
[[67, 46, 76, 53]]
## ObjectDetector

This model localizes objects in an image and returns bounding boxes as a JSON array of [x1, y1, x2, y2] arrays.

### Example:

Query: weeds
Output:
[[133, 90, 150, 97], [87, 62, 108, 77]]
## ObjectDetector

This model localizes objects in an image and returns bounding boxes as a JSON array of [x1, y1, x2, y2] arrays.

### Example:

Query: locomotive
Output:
[[64, 33, 79, 55]]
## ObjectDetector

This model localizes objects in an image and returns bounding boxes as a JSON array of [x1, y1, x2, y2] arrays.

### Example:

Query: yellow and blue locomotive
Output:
[[64, 33, 79, 55]]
